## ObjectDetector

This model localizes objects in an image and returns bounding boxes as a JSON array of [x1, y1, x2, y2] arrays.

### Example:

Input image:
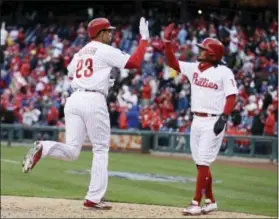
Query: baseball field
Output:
[[1, 145, 278, 218]]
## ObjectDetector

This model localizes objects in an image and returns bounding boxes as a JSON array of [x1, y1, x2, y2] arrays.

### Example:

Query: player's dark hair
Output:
[[213, 60, 227, 68]]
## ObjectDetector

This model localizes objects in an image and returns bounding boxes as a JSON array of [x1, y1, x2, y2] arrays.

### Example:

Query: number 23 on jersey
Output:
[[76, 58, 94, 78]]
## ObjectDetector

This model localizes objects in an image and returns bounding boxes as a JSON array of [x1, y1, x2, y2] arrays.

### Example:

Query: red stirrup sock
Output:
[[205, 168, 215, 203], [193, 165, 210, 205]]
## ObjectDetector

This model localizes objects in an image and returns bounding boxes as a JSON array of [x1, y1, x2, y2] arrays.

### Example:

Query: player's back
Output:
[[68, 41, 116, 96]]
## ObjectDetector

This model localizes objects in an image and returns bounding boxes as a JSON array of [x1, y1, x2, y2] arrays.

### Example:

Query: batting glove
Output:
[[213, 113, 228, 136], [139, 17, 149, 40], [163, 23, 175, 43], [109, 78, 115, 88]]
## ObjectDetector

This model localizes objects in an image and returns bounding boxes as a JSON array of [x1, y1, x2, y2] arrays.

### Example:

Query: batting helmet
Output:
[[196, 38, 225, 62], [87, 18, 116, 38]]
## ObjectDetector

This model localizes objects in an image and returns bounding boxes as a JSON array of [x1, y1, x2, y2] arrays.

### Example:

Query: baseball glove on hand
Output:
[[139, 17, 149, 40], [163, 23, 175, 43], [213, 113, 228, 135]]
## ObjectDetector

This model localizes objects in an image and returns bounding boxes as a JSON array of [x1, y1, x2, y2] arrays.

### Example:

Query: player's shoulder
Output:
[[94, 42, 122, 56], [216, 64, 233, 75], [89, 41, 114, 50], [187, 61, 200, 72], [180, 60, 199, 68], [189, 61, 199, 67]]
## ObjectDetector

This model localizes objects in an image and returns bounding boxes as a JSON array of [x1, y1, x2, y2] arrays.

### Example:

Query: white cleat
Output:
[[22, 141, 43, 173], [201, 199, 218, 214], [182, 200, 202, 216]]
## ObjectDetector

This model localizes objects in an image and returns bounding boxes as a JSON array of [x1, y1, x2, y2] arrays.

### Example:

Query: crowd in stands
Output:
[[0, 8, 278, 139]]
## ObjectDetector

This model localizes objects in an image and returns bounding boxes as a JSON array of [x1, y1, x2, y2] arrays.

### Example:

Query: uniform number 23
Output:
[[76, 58, 93, 78]]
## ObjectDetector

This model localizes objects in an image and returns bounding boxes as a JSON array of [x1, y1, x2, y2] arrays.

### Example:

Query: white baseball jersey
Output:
[[179, 61, 238, 115], [67, 41, 131, 96]]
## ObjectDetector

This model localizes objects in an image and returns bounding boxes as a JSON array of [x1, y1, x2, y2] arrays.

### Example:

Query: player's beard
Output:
[[197, 50, 206, 62], [107, 31, 113, 45], [108, 37, 113, 45], [197, 55, 207, 62]]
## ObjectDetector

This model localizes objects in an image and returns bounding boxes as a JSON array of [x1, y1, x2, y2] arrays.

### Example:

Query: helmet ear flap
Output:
[[207, 51, 218, 61]]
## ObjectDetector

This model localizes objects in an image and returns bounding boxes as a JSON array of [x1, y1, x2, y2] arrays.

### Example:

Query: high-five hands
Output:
[[139, 17, 149, 40], [163, 23, 175, 43]]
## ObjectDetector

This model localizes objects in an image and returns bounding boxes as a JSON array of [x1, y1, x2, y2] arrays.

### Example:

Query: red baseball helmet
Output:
[[87, 18, 115, 38], [196, 38, 225, 62]]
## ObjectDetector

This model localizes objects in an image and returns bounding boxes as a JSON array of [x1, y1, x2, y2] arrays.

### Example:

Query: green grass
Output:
[[1, 146, 278, 217]]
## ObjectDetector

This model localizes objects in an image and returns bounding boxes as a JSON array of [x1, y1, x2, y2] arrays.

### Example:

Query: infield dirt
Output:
[[1, 196, 272, 218]]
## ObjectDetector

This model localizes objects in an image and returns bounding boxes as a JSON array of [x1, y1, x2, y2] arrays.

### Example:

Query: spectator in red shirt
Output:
[[150, 113, 162, 131], [140, 106, 152, 130], [47, 106, 59, 126], [17, 28, 25, 42], [119, 107, 128, 129], [10, 53, 21, 71], [37, 43, 46, 58], [20, 59, 31, 77], [264, 105, 276, 136], [141, 81, 151, 107], [161, 99, 174, 120]]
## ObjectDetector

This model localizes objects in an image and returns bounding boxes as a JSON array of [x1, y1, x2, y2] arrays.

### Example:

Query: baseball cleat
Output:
[[201, 199, 217, 214], [22, 141, 43, 173], [83, 199, 112, 210], [182, 200, 202, 216]]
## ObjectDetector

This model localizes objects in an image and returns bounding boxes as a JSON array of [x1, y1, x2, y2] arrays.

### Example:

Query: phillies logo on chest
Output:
[[192, 73, 218, 89]]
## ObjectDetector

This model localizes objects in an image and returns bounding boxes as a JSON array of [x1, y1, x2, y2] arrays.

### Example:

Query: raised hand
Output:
[[139, 17, 149, 40], [163, 23, 175, 43]]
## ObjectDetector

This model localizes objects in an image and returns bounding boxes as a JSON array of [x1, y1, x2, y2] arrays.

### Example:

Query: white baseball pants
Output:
[[190, 115, 225, 166], [40, 91, 110, 203]]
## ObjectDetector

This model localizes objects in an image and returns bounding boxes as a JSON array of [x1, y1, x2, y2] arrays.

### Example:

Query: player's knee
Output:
[[196, 160, 210, 166]]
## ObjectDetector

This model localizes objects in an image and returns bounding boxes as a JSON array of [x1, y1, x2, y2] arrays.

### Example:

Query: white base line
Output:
[[1, 159, 21, 164]]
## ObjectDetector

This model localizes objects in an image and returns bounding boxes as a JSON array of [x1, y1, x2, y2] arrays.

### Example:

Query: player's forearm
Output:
[[223, 94, 236, 115], [124, 40, 148, 69], [164, 42, 181, 72]]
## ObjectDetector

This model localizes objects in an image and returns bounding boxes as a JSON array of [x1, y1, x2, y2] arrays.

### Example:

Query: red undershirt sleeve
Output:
[[164, 42, 181, 72], [223, 94, 236, 115], [124, 40, 148, 69]]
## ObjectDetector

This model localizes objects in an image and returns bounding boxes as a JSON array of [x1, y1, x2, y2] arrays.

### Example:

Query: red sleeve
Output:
[[223, 94, 236, 115], [164, 42, 181, 72], [124, 40, 148, 69], [265, 115, 275, 127]]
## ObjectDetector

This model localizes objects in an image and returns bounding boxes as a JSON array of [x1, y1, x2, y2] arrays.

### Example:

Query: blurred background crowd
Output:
[[0, 1, 278, 140]]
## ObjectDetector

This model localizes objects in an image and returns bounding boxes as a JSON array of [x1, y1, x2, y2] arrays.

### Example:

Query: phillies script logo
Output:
[[192, 73, 218, 89]]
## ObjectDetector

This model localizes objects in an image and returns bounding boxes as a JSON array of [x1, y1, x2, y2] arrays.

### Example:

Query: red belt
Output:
[[193, 112, 218, 117]]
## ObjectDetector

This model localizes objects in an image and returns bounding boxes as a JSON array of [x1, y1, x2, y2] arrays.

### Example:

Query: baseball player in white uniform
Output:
[[22, 17, 150, 209], [163, 23, 238, 215]]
